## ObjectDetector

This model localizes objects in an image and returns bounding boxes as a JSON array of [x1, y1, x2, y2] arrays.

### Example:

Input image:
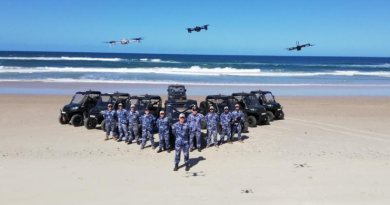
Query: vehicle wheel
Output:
[[242, 122, 249, 133], [101, 120, 107, 132], [70, 114, 83, 127], [138, 124, 143, 136], [267, 111, 275, 121], [58, 114, 69, 125], [201, 120, 207, 129], [84, 118, 96, 130], [247, 116, 257, 127], [276, 111, 285, 120], [262, 115, 271, 125]]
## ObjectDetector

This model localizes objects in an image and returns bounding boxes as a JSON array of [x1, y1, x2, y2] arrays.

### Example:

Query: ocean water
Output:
[[0, 51, 390, 86]]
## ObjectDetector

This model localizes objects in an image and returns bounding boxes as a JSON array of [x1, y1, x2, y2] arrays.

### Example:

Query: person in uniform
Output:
[[116, 103, 128, 142], [103, 104, 117, 141], [172, 113, 191, 171], [127, 104, 140, 145], [156, 110, 170, 153], [220, 106, 233, 145], [187, 106, 204, 152], [140, 108, 156, 149], [231, 104, 245, 143], [205, 106, 219, 148]]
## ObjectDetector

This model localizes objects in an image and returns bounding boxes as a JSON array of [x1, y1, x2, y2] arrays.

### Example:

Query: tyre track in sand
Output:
[[283, 118, 390, 143]]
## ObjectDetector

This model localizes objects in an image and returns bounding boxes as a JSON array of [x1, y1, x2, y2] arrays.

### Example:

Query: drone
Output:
[[103, 37, 144, 47], [286, 41, 315, 51], [187, 25, 209, 33]]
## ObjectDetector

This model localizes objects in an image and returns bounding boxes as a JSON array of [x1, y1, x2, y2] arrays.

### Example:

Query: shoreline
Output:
[[2, 81, 390, 96]]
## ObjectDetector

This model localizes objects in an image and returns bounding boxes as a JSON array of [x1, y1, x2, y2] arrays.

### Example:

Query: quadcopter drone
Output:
[[187, 25, 209, 33], [103, 37, 144, 47], [286, 41, 315, 51]]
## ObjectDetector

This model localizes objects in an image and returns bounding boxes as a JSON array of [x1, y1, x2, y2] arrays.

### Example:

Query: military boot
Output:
[[174, 164, 179, 171], [185, 164, 190, 171], [167, 149, 171, 153], [137, 140, 141, 145], [104, 136, 109, 141], [157, 148, 163, 153], [238, 140, 244, 143], [127, 140, 132, 145], [190, 147, 195, 152], [198, 148, 201, 152], [113, 136, 118, 141]]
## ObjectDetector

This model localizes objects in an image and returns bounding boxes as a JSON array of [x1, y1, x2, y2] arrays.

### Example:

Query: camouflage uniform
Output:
[[220, 112, 232, 142], [140, 114, 156, 147], [231, 110, 245, 140], [157, 116, 170, 150], [206, 112, 219, 146], [103, 110, 117, 137], [172, 121, 190, 165], [187, 113, 204, 149], [127, 110, 140, 142], [116, 109, 128, 140]]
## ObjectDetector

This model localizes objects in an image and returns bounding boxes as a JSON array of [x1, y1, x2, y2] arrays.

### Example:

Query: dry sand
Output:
[[1, 95, 390, 205]]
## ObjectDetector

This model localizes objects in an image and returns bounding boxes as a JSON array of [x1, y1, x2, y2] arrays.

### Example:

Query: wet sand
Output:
[[1, 94, 390, 205]]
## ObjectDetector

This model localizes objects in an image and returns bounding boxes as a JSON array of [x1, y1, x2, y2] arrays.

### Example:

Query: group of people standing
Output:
[[102, 103, 245, 171]]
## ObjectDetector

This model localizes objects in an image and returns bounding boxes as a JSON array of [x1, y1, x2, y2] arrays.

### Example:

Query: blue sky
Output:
[[0, 0, 389, 57]]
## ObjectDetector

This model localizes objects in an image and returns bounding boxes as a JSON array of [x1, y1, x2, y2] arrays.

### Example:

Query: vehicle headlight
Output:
[[100, 111, 105, 115], [250, 108, 256, 111], [267, 104, 273, 107], [71, 107, 79, 110]]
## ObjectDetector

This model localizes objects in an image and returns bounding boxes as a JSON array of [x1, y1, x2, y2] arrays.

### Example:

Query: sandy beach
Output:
[[1, 93, 390, 205]]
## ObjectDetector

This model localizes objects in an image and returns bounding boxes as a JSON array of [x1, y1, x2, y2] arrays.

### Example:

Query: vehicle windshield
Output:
[[130, 99, 149, 111], [243, 95, 260, 106], [169, 86, 185, 93], [97, 96, 112, 106], [166, 103, 195, 119], [70, 94, 85, 104], [226, 99, 237, 111], [207, 98, 228, 113], [263, 93, 275, 103]]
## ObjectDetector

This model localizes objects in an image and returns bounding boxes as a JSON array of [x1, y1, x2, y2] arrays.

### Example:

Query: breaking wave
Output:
[[1, 66, 390, 77]]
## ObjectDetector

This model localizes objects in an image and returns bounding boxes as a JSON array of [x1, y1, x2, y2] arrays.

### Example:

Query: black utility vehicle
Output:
[[127, 95, 162, 118], [85, 93, 130, 130], [165, 99, 198, 148], [59, 91, 101, 127], [199, 95, 249, 133], [167, 84, 187, 100], [232, 92, 270, 127], [250, 90, 284, 121]]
